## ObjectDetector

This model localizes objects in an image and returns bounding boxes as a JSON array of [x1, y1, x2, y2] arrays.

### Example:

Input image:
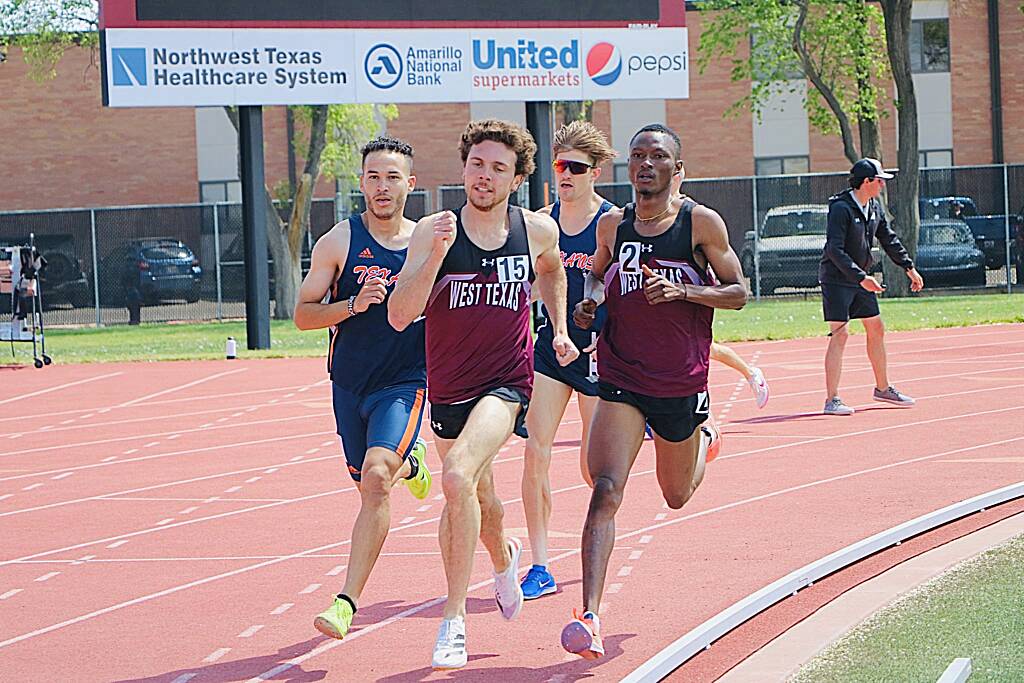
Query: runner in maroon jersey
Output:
[[389, 119, 578, 670], [561, 124, 748, 659]]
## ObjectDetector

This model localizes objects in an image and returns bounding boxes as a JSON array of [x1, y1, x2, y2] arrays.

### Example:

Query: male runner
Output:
[[820, 158, 923, 415], [389, 119, 578, 670], [521, 121, 617, 601], [294, 135, 432, 641], [563, 124, 747, 658]]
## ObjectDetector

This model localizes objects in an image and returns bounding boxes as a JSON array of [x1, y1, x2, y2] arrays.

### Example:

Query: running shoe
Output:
[[432, 616, 467, 670], [873, 386, 915, 407], [823, 397, 855, 415], [313, 596, 354, 640], [702, 418, 722, 464], [747, 367, 770, 409], [402, 438, 432, 500], [561, 609, 604, 659], [493, 536, 524, 620], [520, 564, 557, 600]]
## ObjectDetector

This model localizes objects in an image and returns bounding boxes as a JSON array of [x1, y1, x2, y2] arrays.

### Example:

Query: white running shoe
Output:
[[748, 367, 770, 409], [432, 616, 467, 670], [493, 536, 524, 620]]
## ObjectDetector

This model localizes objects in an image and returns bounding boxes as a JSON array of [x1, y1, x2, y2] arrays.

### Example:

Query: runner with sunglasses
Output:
[[520, 121, 617, 601]]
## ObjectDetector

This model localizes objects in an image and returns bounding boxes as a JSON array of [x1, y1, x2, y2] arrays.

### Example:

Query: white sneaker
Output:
[[493, 536, 524, 620], [748, 367, 770, 409], [432, 616, 467, 670]]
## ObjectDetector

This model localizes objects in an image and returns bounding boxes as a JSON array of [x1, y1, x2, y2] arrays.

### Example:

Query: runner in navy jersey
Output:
[[561, 124, 748, 659], [389, 120, 579, 670], [520, 121, 617, 602], [294, 136, 432, 642]]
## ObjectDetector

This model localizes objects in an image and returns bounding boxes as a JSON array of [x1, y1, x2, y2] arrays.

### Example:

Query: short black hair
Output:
[[361, 134, 414, 165], [849, 176, 866, 190], [630, 123, 682, 159]]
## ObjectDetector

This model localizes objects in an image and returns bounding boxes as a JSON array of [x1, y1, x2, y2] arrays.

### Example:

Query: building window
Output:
[[920, 149, 953, 168], [910, 19, 949, 73], [755, 156, 810, 176], [200, 180, 241, 203], [613, 162, 630, 183]]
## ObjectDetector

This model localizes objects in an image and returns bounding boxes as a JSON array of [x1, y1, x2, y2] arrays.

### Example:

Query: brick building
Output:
[[1, 0, 1021, 212]]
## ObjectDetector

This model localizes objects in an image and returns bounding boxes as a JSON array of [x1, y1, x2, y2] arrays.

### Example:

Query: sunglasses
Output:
[[553, 159, 594, 175]]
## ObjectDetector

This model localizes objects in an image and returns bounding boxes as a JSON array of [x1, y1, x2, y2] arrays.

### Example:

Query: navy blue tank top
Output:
[[425, 205, 535, 404], [537, 199, 612, 350], [327, 214, 426, 395]]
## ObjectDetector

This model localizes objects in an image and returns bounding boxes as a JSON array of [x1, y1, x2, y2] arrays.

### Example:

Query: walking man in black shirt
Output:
[[819, 158, 924, 416]]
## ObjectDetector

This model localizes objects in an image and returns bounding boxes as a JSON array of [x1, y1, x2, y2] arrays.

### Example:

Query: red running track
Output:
[[1, 323, 1022, 682]]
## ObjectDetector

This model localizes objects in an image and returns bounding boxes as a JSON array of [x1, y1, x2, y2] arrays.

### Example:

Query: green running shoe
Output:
[[403, 438, 432, 501], [314, 596, 353, 640]]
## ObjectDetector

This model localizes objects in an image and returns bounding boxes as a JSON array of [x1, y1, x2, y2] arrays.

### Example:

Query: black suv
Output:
[[0, 234, 91, 310], [99, 238, 202, 305]]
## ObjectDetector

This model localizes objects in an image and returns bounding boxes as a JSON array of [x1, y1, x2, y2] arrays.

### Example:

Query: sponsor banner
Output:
[[104, 28, 688, 107]]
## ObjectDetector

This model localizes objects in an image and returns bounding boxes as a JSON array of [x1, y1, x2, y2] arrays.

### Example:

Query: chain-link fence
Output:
[[2, 164, 1020, 327]]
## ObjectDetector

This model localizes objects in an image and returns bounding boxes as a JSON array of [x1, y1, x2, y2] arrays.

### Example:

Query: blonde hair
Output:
[[553, 120, 617, 166], [459, 119, 537, 176]]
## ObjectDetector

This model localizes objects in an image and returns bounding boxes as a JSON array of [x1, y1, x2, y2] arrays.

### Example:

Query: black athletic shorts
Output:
[[597, 381, 709, 443], [821, 282, 880, 322], [429, 386, 530, 441]]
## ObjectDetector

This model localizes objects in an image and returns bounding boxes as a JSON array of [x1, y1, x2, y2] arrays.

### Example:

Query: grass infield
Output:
[[2, 293, 1021, 365], [793, 532, 1024, 682]]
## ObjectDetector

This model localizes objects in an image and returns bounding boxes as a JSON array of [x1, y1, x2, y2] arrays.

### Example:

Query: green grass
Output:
[[3, 293, 1021, 364], [792, 532, 1024, 683]]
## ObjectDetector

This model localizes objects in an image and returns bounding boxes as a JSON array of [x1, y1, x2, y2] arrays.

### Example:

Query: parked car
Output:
[[919, 196, 1021, 270], [915, 219, 986, 288], [0, 234, 91, 311], [99, 238, 202, 305], [217, 232, 311, 302]]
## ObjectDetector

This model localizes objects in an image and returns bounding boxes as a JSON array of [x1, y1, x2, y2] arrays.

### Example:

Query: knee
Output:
[[441, 464, 475, 502], [590, 475, 623, 514], [359, 464, 391, 502], [523, 440, 550, 478], [829, 327, 849, 344]]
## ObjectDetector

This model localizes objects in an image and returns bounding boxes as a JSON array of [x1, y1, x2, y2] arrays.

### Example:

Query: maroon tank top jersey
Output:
[[598, 199, 716, 398], [424, 205, 536, 404]]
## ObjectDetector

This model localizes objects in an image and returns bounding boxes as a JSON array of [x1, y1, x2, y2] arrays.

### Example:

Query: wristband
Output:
[[347, 295, 357, 316]]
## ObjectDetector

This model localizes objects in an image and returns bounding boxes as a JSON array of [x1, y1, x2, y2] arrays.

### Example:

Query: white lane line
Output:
[[199, 424, 214, 429], [155, 518, 175, 526], [118, 369, 247, 408], [124, 449, 138, 455], [143, 442, 160, 448], [167, 434, 180, 440], [101, 497, 287, 504], [416, 505, 432, 512], [60, 419, 75, 425], [290, 456, 304, 462], [618, 566, 633, 577], [245, 477, 262, 484], [0, 372, 123, 406], [263, 468, 279, 474], [71, 555, 95, 565], [639, 535, 653, 544], [320, 441, 335, 447], [0, 494, 12, 502], [51, 472, 73, 481], [607, 583, 623, 594], [203, 497, 220, 504], [283, 393, 296, 399], [21, 483, 42, 491], [216, 417, 230, 423], [246, 407, 259, 413], [271, 603, 293, 615], [654, 513, 667, 521], [326, 564, 346, 576], [238, 625, 264, 638], [299, 583, 321, 594], [34, 572, 60, 582], [224, 486, 242, 494], [101, 456, 117, 462], [106, 540, 129, 549], [202, 647, 231, 663], [305, 448, 319, 455], [628, 550, 644, 561], [231, 413, 244, 418], [0, 589, 22, 599], [179, 506, 199, 515], [400, 516, 416, 524], [80, 414, 94, 420], [433, 494, 443, 501], [170, 674, 197, 683]]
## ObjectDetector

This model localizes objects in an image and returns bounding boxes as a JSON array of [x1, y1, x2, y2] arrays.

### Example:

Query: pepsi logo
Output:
[[586, 42, 621, 86]]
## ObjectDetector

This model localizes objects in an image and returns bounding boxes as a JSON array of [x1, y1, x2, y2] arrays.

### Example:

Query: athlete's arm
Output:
[[641, 206, 747, 310], [575, 209, 619, 329], [388, 210, 455, 331], [529, 211, 579, 366]]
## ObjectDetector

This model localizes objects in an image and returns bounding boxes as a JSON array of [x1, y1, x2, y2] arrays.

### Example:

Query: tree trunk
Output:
[[880, 0, 920, 298], [264, 193, 297, 320]]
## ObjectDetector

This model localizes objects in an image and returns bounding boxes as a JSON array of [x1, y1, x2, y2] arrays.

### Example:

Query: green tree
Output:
[[3, 0, 396, 318]]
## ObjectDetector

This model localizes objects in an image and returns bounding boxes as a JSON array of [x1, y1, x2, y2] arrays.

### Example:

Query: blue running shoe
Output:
[[520, 564, 557, 600]]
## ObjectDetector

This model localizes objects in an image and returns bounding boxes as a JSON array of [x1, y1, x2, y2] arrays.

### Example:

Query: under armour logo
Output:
[[431, 421, 443, 430], [641, 245, 653, 253], [481, 259, 496, 267]]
